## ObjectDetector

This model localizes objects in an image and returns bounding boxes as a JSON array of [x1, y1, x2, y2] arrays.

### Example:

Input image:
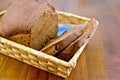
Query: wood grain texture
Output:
[[0, 0, 120, 80]]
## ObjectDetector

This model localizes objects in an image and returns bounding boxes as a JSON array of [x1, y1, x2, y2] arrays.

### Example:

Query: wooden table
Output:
[[0, 0, 120, 80]]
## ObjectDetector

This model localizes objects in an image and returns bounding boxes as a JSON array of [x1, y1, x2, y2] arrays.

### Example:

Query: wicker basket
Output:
[[0, 10, 98, 78]]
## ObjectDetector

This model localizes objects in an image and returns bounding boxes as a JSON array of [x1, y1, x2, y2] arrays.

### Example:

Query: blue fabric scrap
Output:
[[57, 24, 85, 36]]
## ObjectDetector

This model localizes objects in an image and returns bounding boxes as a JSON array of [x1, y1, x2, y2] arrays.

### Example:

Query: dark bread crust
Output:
[[57, 19, 96, 61]]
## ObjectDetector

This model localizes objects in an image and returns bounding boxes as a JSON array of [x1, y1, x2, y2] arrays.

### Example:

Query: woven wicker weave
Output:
[[0, 10, 98, 78]]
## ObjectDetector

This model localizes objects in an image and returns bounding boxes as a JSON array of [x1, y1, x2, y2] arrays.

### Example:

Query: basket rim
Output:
[[69, 19, 99, 67], [57, 11, 91, 21], [0, 36, 72, 67]]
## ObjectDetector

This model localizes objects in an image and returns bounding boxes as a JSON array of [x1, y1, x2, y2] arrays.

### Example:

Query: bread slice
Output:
[[0, 0, 58, 50], [9, 34, 30, 47], [41, 25, 82, 55], [57, 19, 97, 61]]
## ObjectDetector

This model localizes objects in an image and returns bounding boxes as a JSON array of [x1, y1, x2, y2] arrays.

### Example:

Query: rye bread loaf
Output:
[[41, 25, 82, 55], [57, 19, 97, 61], [0, 0, 58, 50]]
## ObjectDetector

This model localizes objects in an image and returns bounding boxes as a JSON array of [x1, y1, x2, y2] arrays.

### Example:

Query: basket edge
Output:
[[57, 11, 91, 21], [69, 19, 99, 68]]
